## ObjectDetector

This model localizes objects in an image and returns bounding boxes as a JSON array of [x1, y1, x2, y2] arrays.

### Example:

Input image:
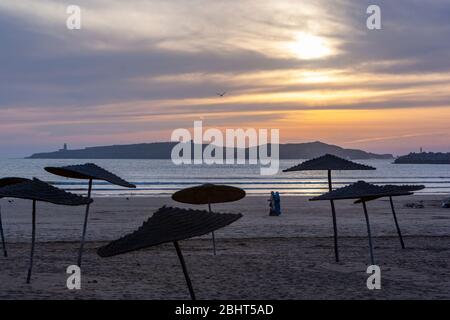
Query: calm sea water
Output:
[[0, 159, 449, 197]]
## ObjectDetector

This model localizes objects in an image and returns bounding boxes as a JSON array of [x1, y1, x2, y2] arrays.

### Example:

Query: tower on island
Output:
[[59, 143, 68, 152]]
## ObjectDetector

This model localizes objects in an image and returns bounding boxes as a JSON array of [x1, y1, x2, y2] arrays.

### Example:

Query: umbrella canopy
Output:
[[283, 154, 376, 172], [0, 178, 91, 283], [310, 181, 413, 202], [171, 184, 245, 205], [98, 206, 242, 257], [45, 163, 134, 267], [388, 185, 426, 192], [171, 183, 245, 256], [353, 185, 425, 203], [352, 184, 425, 251], [45, 163, 136, 188], [98, 206, 242, 300], [0, 178, 92, 206], [0, 177, 30, 189]]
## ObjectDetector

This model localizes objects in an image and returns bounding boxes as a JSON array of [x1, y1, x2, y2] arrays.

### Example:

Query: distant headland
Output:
[[394, 152, 450, 164], [27, 141, 393, 160]]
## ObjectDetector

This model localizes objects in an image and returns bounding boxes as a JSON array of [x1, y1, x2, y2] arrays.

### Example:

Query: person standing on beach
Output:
[[268, 191, 281, 216], [268, 191, 276, 216], [274, 192, 281, 216]]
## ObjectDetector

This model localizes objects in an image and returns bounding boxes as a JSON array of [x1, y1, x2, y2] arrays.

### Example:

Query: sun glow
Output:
[[287, 32, 332, 60]]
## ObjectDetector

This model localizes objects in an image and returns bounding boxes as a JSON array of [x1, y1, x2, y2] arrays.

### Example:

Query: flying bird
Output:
[[216, 91, 227, 97]]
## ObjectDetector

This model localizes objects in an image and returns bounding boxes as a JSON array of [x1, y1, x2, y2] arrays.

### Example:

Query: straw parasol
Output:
[[45, 163, 136, 267], [283, 154, 375, 262], [310, 181, 414, 265], [354, 184, 425, 249], [0, 178, 92, 283], [0, 177, 30, 257], [98, 206, 242, 300], [171, 184, 245, 255]]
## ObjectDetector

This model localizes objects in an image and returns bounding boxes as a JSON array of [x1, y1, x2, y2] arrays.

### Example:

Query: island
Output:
[[27, 141, 393, 160], [394, 152, 450, 164]]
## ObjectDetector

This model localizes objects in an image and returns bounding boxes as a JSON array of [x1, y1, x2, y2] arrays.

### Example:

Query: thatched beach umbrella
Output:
[[0, 178, 92, 283], [45, 163, 136, 267], [354, 184, 425, 249], [171, 184, 245, 255], [98, 206, 242, 300], [283, 154, 375, 262], [0, 177, 30, 257], [310, 181, 413, 265]]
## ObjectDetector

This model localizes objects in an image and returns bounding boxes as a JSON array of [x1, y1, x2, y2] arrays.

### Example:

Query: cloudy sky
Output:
[[1, 0, 449, 157]]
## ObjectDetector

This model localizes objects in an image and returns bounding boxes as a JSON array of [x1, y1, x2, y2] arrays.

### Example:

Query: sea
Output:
[[0, 158, 449, 197]]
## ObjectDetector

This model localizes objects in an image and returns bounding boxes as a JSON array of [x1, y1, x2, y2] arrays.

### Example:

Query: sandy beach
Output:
[[1, 195, 449, 299]]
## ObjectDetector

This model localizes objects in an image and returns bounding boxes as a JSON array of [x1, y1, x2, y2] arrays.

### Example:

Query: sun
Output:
[[287, 32, 332, 60]]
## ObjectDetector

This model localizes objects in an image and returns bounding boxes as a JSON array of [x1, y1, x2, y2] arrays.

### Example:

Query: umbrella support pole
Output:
[[174, 241, 196, 300], [330, 201, 339, 262], [211, 232, 216, 256], [208, 203, 216, 256], [362, 201, 375, 266], [26, 200, 36, 284], [327, 170, 339, 262], [77, 179, 93, 267], [389, 196, 405, 249], [0, 205, 7, 257]]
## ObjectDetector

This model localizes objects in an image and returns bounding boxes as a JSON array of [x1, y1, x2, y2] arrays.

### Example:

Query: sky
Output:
[[1, 0, 450, 157]]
